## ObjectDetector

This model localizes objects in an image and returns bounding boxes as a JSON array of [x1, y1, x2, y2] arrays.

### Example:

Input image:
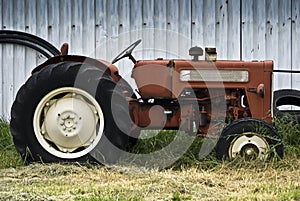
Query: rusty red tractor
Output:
[[4, 30, 291, 164]]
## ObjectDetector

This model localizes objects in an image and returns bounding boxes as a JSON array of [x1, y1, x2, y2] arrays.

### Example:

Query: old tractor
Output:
[[6, 31, 285, 164]]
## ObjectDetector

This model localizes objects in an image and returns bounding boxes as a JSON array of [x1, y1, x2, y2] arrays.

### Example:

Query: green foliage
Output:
[[0, 119, 23, 168], [274, 115, 300, 157], [0, 115, 299, 170]]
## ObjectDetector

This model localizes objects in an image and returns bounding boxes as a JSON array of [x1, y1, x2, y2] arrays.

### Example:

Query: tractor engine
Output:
[[129, 47, 272, 137]]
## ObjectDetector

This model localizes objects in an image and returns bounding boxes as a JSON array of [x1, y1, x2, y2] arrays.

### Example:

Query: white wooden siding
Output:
[[0, 0, 299, 118]]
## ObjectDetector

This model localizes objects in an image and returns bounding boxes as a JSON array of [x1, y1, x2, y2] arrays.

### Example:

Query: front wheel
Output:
[[216, 118, 284, 160], [10, 61, 130, 164]]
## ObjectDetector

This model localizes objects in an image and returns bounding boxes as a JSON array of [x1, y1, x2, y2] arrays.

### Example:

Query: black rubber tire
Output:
[[0, 30, 61, 58], [273, 89, 300, 122], [216, 118, 284, 160], [10, 61, 130, 164]]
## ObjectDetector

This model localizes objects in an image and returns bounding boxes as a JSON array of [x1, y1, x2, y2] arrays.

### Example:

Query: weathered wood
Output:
[[71, 0, 83, 55], [227, 0, 240, 60], [36, 0, 48, 65], [276, 0, 292, 90], [25, 0, 37, 76], [142, 0, 155, 60], [242, 0, 254, 60], [2, 0, 14, 117], [178, 0, 191, 59], [215, 0, 228, 60], [191, 0, 204, 48], [292, 0, 300, 89], [95, 0, 107, 59], [166, 0, 179, 59], [154, 0, 167, 59], [0, 0, 299, 118], [0, 0, 2, 115], [83, 0, 95, 57], [203, 0, 216, 48], [13, 0, 26, 99]]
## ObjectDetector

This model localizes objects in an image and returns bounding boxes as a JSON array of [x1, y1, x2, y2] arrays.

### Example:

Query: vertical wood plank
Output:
[[178, 0, 191, 59], [215, 0, 228, 60], [130, 0, 143, 42], [129, 0, 143, 65], [227, 0, 240, 60], [82, 0, 95, 57], [166, 0, 179, 58], [266, 0, 279, 62], [292, 0, 300, 89], [95, 0, 107, 59], [48, 0, 59, 48], [203, 0, 216, 48], [154, 0, 167, 59], [71, 0, 83, 55], [106, 0, 119, 61], [241, 0, 254, 60], [265, 0, 281, 90], [0, 0, 2, 116], [142, 0, 155, 59], [36, 0, 48, 65], [118, 0, 130, 75], [252, 0, 266, 60], [25, 0, 37, 76], [2, 0, 14, 117], [59, 0, 72, 52], [191, 0, 204, 48], [276, 0, 292, 89], [13, 0, 26, 99]]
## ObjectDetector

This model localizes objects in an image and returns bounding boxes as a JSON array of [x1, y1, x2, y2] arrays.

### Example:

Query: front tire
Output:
[[216, 118, 284, 160], [10, 61, 130, 164]]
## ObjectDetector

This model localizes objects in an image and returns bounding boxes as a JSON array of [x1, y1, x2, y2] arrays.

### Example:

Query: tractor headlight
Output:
[[180, 69, 249, 82]]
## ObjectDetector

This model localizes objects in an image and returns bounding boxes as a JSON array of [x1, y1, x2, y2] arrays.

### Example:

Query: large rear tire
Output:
[[10, 61, 130, 164]]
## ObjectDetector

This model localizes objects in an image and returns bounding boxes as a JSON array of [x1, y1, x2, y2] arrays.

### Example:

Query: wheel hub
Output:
[[33, 87, 104, 159], [58, 112, 80, 137], [229, 133, 269, 160], [43, 97, 97, 152]]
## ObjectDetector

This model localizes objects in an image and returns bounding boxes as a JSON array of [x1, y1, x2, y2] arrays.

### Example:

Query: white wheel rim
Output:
[[229, 132, 270, 160], [33, 87, 104, 159]]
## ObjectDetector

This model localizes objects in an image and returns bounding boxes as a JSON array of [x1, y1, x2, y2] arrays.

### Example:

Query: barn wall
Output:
[[0, 0, 299, 118]]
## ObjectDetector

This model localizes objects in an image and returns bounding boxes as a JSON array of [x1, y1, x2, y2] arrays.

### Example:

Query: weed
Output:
[[0, 119, 23, 168]]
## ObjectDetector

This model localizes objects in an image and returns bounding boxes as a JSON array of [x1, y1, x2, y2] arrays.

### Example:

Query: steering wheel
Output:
[[111, 39, 141, 64]]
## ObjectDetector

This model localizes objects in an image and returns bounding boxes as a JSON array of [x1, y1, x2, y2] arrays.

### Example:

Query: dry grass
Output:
[[1, 117, 300, 200], [0, 161, 300, 201]]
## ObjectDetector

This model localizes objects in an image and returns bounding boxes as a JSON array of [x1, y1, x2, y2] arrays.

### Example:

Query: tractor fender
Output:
[[31, 55, 119, 81]]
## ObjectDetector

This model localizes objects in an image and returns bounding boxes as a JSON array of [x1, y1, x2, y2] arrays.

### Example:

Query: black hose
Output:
[[0, 30, 61, 58]]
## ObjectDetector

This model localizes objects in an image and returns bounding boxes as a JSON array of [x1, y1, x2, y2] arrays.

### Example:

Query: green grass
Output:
[[0, 116, 300, 200], [0, 119, 23, 169]]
